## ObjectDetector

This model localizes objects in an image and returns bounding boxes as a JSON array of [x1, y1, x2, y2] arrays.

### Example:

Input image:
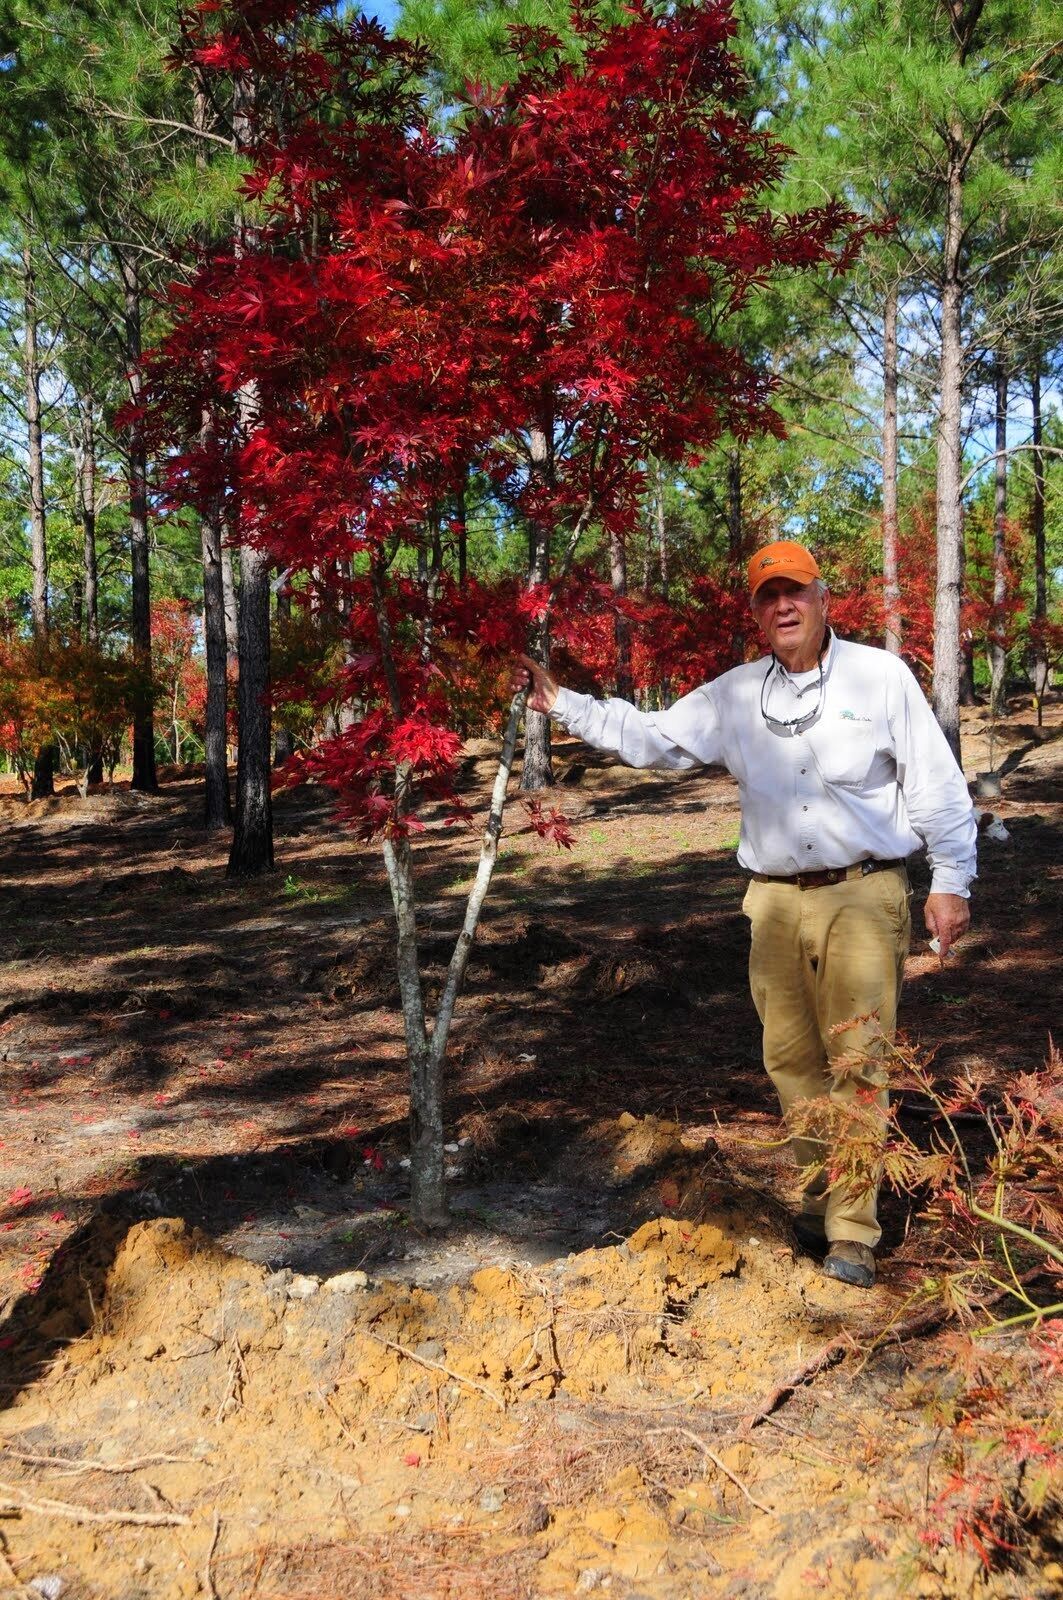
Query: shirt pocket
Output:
[[807, 723, 878, 789]]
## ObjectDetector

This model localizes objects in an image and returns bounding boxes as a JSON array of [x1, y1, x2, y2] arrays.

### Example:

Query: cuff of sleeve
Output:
[[929, 868, 973, 898], [550, 685, 586, 725]]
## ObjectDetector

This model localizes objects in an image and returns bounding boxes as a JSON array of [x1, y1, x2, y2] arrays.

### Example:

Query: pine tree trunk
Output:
[[78, 396, 99, 647], [882, 283, 901, 655], [23, 240, 54, 801], [989, 357, 1008, 718], [609, 528, 633, 701], [227, 73, 273, 871], [273, 579, 295, 765], [1030, 354, 1047, 725], [200, 408, 232, 829], [931, 133, 965, 764], [727, 449, 742, 564], [221, 547, 239, 663], [657, 459, 669, 599], [520, 423, 554, 791], [726, 450, 745, 662], [79, 393, 104, 786], [227, 540, 274, 875], [24, 245, 47, 643], [118, 254, 158, 793]]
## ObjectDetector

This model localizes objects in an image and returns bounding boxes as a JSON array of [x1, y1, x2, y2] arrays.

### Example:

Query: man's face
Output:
[[751, 578, 829, 660]]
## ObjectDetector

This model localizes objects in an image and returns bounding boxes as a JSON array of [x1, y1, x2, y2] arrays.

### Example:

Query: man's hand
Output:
[[512, 653, 560, 715], [924, 893, 970, 961]]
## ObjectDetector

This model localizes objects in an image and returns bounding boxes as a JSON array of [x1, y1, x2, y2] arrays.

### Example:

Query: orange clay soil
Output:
[[0, 1197, 1026, 1600]]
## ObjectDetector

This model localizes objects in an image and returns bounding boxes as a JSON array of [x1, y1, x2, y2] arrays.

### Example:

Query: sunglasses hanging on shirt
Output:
[[759, 629, 831, 738]]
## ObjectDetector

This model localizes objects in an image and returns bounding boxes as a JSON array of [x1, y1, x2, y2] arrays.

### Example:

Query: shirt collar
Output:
[[773, 627, 837, 696]]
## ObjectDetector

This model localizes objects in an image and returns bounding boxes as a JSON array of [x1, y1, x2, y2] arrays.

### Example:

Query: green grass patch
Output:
[[281, 874, 355, 906]]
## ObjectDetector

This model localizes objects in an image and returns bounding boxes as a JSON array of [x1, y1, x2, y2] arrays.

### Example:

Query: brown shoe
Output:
[[822, 1240, 875, 1288]]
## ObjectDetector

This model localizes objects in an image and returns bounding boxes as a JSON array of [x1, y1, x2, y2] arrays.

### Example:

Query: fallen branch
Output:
[[737, 1336, 851, 1435], [0, 1448, 203, 1476], [649, 1426, 774, 1515], [203, 1509, 221, 1600], [0, 1480, 190, 1526], [357, 1330, 505, 1412]]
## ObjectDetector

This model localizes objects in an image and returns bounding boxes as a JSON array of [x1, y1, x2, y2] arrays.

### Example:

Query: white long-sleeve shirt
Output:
[[551, 632, 977, 897]]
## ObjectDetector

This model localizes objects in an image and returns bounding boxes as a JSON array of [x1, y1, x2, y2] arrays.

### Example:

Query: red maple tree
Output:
[[144, 0, 863, 1221]]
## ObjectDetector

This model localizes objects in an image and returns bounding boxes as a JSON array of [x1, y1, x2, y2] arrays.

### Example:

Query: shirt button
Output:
[[800, 767, 807, 774], [806, 844, 813, 851], [803, 805, 808, 811]]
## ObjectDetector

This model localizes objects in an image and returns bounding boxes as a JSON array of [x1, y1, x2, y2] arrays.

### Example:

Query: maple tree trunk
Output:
[[931, 134, 964, 765], [989, 356, 1008, 718], [609, 527, 633, 701], [882, 283, 901, 655], [382, 833, 446, 1226], [657, 460, 668, 599], [386, 683, 533, 1228], [119, 256, 158, 794], [1030, 355, 1047, 725], [520, 423, 554, 791], [200, 412, 232, 830], [227, 540, 274, 875]]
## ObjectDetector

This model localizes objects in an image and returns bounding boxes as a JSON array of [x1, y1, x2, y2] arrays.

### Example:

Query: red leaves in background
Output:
[[143, 0, 867, 844]]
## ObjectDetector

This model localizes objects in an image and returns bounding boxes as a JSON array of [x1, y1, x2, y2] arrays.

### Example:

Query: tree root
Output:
[[0, 1479, 190, 1526]]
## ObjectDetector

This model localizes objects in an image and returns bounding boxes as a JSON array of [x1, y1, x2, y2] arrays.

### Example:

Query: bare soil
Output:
[[0, 698, 1061, 1599]]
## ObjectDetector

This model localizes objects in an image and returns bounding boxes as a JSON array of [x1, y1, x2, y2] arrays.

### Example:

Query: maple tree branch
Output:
[[429, 682, 527, 1072]]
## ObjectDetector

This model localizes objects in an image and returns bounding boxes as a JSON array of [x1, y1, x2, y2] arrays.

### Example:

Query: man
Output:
[[517, 540, 976, 1287]]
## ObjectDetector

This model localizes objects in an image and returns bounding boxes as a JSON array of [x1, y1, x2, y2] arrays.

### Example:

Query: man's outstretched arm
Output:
[[512, 654, 724, 771]]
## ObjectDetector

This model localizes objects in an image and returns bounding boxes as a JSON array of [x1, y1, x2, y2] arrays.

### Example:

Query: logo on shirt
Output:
[[839, 709, 872, 723]]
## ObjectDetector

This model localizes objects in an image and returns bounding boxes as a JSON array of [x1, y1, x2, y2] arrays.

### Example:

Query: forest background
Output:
[[1, 0, 1061, 834]]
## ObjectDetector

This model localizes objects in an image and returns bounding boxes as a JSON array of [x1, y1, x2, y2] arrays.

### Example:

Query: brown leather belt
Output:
[[752, 858, 906, 890]]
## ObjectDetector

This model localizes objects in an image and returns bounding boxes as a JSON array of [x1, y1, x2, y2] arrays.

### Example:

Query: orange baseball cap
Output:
[[747, 540, 821, 597]]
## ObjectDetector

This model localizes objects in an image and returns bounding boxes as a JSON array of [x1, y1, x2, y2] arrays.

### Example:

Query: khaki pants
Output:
[[742, 867, 911, 1248]]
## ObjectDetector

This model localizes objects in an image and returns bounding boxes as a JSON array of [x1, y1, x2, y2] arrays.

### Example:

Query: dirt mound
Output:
[[0, 1201, 1031, 1600]]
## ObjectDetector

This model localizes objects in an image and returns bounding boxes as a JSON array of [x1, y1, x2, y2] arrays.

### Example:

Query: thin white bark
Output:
[[23, 242, 48, 642], [882, 284, 901, 656], [989, 356, 1008, 718], [932, 130, 965, 764], [382, 495, 597, 1226]]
